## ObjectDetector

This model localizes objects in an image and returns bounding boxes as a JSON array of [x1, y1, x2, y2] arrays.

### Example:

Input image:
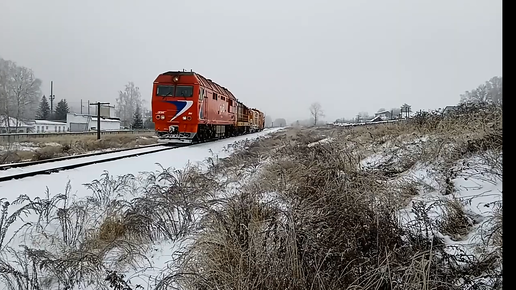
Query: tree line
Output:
[[1, 56, 152, 131], [332, 76, 502, 124], [36, 95, 70, 121]]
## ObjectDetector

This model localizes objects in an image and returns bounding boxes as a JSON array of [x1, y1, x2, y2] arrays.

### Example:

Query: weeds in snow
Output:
[[0, 103, 502, 289]]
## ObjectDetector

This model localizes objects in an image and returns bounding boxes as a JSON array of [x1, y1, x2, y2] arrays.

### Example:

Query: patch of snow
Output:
[[399, 155, 502, 265], [307, 137, 333, 147], [0, 142, 40, 152], [42, 142, 62, 147]]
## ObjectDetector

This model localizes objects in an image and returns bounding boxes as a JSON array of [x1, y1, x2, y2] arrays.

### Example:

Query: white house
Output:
[[374, 110, 393, 121], [0, 117, 32, 133], [66, 113, 121, 132], [89, 117, 121, 131], [32, 120, 68, 133]]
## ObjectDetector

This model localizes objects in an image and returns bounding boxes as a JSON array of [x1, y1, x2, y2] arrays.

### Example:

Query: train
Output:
[[151, 71, 265, 144]]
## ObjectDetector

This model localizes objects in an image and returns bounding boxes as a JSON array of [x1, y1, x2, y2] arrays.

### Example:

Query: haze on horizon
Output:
[[0, 0, 502, 123]]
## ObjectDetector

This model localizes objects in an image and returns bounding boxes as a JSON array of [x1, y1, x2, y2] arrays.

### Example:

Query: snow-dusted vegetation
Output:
[[0, 103, 502, 289]]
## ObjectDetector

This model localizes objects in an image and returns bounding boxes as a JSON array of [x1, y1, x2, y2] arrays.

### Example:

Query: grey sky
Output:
[[1, 0, 502, 122]]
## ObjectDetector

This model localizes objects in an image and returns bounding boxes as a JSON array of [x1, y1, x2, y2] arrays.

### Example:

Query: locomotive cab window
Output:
[[175, 86, 194, 97], [156, 85, 174, 96]]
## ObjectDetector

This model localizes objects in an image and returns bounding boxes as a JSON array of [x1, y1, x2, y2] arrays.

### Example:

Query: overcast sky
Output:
[[1, 0, 502, 122]]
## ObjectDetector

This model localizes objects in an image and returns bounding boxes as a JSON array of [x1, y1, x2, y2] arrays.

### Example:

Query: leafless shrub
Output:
[[0, 162, 217, 290], [32, 146, 65, 160], [436, 198, 473, 241]]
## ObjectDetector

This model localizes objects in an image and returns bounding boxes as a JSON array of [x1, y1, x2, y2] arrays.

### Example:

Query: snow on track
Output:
[[0, 145, 170, 178], [0, 129, 281, 201]]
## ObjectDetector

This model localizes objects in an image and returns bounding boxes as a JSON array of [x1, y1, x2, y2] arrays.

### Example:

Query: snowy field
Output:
[[0, 106, 503, 290]]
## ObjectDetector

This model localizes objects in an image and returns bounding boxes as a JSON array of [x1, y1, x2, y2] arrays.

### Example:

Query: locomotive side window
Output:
[[213, 93, 218, 100], [156, 85, 174, 96], [175, 86, 193, 97]]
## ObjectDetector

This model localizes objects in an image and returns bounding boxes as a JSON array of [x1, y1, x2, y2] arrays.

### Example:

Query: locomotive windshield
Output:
[[156, 85, 174, 96], [175, 86, 193, 97], [155, 85, 193, 97]]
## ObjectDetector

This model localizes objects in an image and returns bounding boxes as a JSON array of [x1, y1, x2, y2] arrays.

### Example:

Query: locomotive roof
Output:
[[161, 71, 239, 102]]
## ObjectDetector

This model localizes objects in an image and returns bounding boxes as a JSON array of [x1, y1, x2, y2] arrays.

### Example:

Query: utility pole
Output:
[[89, 102, 110, 139], [49, 81, 55, 116], [80, 99, 83, 114], [87, 100, 90, 115]]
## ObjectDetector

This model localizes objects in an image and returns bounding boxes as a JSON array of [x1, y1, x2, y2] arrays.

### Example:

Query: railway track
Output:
[[0, 144, 184, 182], [0, 143, 165, 171]]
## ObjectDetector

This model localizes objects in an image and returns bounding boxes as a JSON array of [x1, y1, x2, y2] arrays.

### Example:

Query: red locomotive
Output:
[[152, 71, 265, 144]]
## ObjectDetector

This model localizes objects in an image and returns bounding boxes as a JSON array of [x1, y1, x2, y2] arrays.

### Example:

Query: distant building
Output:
[[32, 120, 68, 133], [66, 113, 121, 132], [370, 115, 384, 122], [374, 110, 393, 121], [0, 117, 32, 133]]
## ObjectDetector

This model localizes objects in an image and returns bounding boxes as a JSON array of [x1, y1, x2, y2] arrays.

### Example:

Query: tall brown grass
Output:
[[0, 133, 158, 163], [167, 102, 503, 290]]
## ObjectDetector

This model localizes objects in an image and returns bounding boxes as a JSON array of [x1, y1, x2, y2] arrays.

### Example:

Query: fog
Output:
[[0, 0, 502, 122]]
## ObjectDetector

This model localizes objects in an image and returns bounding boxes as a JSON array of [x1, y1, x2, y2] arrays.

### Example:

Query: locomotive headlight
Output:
[[173, 76, 179, 82], [182, 116, 187, 120], [160, 115, 165, 120]]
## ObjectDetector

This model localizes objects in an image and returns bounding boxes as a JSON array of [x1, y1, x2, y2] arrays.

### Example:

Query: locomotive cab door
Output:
[[199, 87, 209, 120]]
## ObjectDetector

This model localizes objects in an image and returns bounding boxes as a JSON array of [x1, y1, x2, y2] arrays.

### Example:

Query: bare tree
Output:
[[273, 118, 287, 127], [461, 76, 502, 106], [460, 77, 502, 105], [309, 102, 325, 126], [116, 82, 143, 128], [356, 111, 370, 122], [0, 58, 41, 132], [486, 76, 502, 105], [11, 65, 42, 126], [265, 115, 273, 127]]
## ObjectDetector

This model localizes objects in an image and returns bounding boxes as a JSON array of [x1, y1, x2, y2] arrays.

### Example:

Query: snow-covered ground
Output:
[[0, 141, 41, 152], [0, 129, 282, 200], [0, 145, 169, 179], [399, 157, 502, 250], [0, 128, 284, 290], [0, 125, 502, 289]]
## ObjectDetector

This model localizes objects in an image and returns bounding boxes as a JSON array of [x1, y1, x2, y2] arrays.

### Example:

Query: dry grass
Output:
[[0, 102, 503, 289], [0, 132, 158, 163], [167, 102, 503, 290]]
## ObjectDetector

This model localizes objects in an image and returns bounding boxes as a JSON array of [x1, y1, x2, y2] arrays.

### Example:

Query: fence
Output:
[[0, 130, 155, 143]]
